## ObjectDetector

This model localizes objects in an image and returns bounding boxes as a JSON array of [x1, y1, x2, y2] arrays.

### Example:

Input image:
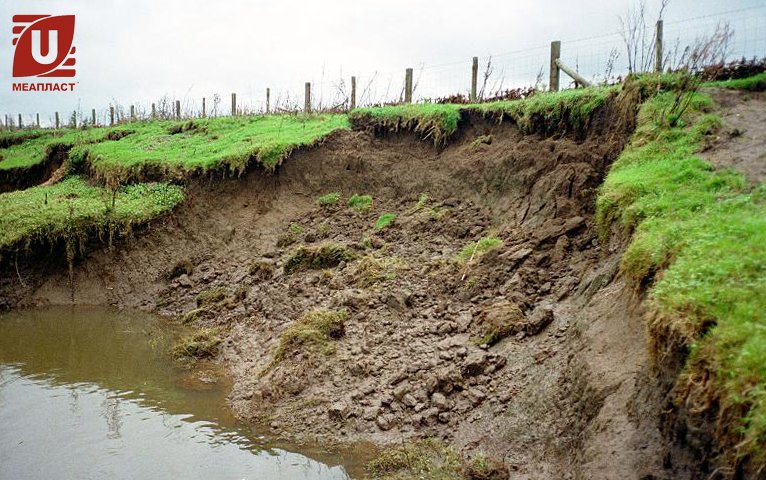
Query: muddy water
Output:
[[0, 306, 364, 480]]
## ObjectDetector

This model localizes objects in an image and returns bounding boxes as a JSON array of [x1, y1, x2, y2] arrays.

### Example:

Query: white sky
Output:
[[1, 0, 764, 125]]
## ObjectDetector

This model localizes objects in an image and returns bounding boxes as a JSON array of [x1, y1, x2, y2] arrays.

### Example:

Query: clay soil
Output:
[[1, 101, 703, 478]]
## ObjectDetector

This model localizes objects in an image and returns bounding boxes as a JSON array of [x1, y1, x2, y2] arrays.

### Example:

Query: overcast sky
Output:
[[1, 0, 764, 125]]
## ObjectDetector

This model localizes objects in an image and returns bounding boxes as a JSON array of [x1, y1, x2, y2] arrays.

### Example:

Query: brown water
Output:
[[0, 306, 366, 480]]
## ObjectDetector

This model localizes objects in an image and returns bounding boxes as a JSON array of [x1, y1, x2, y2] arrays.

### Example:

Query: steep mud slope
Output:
[[0, 91, 694, 478]]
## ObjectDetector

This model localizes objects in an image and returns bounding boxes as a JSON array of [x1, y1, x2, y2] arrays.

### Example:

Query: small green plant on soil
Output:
[[456, 237, 503, 263], [182, 306, 213, 325], [366, 439, 465, 480], [464, 453, 507, 480], [412, 193, 430, 212], [317, 192, 341, 207], [171, 327, 222, 367], [284, 243, 355, 273], [289, 222, 304, 235], [249, 260, 274, 280], [271, 309, 347, 365], [596, 73, 766, 471], [196, 287, 227, 307], [353, 255, 406, 287], [374, 213, 397, 230], [348, 193, 373, 212]]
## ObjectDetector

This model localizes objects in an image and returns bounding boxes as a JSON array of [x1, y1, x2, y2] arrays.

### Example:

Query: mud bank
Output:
[[0, 92, 702, 478], [0, 144, 68, 193]]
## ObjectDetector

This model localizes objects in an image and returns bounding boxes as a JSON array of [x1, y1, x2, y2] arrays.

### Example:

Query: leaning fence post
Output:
[[305, 82, 312, 113], [56, 112, 61, 129], [91, 109, 96, 126], [549, 40, 561, 92], [109, 107, 114, 126], [266, 88, 271, 114], [231, 93, 237, 116], [470, 57, 478, 102], [202, 97, 206, 118], [175, 100, 181, 119], [351, 76, 357, 110], [655, 20, 664, 73], [404, 68, 413, 103]]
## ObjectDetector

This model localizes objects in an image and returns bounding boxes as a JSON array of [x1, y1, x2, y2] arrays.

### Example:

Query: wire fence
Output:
[[3, 5, 765, 130]]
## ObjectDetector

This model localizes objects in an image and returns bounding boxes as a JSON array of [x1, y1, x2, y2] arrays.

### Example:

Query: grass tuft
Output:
[[171, 327, 222, 366], [318, 191, 341, 207], [284, 243, 355, 273], [348, 193, 373, 212], [272, 309, 347, 365], [456, 237, 503, 263], [374, 213, 397, 230], [366, 439, 465, 480]]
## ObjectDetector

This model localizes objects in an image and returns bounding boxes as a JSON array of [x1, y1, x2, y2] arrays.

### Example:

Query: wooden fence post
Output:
[[202, 97, 206, 118], [151, 103, 156, 119], [470, 57, 478, 102], [36, 113, 40, 127], [175, 100, 181, 119], [18, 114, 22, 129], [404, 68, 413, 103], [56, 112, 61, 129], [305, 82, 311, 113], [350, 76, 357, 110], [655, 20, 664, 73], [130, 105, 135, 121], [231, 93, 237, 116], [266, 88, 271, 114], [550, 40, 561, 92], [109, 107, 114, 126], [91, 109, 96, 126], [72, 110, 77, 128]]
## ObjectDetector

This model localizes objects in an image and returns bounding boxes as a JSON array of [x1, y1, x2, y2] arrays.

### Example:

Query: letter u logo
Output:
[[31, 29, 59, 65]]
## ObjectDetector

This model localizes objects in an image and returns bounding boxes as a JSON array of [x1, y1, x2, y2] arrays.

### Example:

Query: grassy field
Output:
[[0, 176, 184, 255], [0, 114, 348, 181], [596, 85, 766, 468]]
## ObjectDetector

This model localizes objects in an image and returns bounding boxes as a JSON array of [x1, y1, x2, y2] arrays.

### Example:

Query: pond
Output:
[[0, 306, 367, 479]]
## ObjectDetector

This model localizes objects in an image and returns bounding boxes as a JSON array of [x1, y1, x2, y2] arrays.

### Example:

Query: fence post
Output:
[[91, 109, 96, 126], [202, 97, 206, 118], [549, 40, 561, 92], [151, 103, 156, 119], [109, 106, 114, 126], [36, 113, 40, 127], [350, 76, 357, 110], [470, 57, 478, 102], [56, 112, 61, 129], [231, 93, 237, 116], [72, 110, 77, 128], [404, 68, 413, 103], [18, 114, 22, 129], [175, 100, 181, 119], [130, 105, 135, 122], [305, 82, 312, 113], [655, 20, 664, 73]]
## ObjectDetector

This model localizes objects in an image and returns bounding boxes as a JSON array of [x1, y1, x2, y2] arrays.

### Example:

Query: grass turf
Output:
[[0, 175, 184, 255], [596, 83, 766, 469]]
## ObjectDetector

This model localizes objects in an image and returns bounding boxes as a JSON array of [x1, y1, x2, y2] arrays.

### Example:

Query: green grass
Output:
[[366, 439, 466, 480], [318, 191, 341, 207], [456, 237, 503, 263], [171, 327, 222, 366], [596, 80, 766, 469], [469, 86, 617, 134], [0, 175, 184, 255], [374, 213, 396, 230], [0, 127, 117, 171], [349, 104, 461, 146], [272, 309, 347, 365], [703, 71, 766, 91], [70, 114, 348, 182], [348, 193, 373, 212]]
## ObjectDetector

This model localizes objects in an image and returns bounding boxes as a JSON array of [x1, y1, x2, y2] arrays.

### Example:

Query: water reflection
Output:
[[0, 306, 360, 480]]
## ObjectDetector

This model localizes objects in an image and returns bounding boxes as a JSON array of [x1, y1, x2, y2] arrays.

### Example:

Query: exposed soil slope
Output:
[[0, 94, 698, 478]]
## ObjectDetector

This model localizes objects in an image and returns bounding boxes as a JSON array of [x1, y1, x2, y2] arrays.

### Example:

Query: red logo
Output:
[[12, 15, 76, 77]]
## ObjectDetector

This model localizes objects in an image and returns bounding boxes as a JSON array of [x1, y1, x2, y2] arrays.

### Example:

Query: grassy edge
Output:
[[596, 82, 766, 470]]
